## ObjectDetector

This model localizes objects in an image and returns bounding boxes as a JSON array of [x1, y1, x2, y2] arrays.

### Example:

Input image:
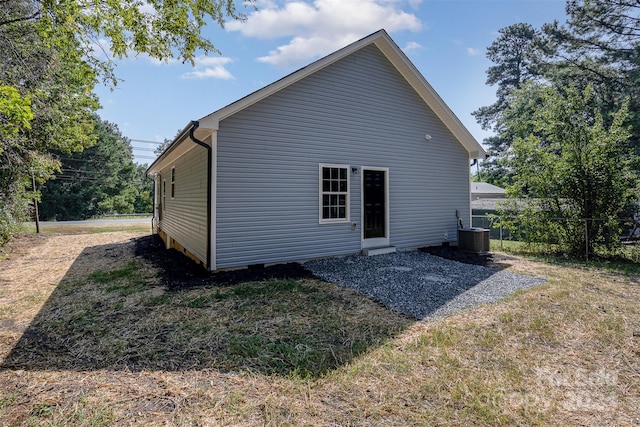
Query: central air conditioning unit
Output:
[[458, 228, 490, 253]]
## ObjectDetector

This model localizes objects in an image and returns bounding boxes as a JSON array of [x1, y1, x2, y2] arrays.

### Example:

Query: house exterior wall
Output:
[[156, 144, 208, 264], [214, 44, 470, 269]]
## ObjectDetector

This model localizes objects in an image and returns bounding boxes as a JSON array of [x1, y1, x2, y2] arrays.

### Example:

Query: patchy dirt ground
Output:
[[1, 231, 516, 295], [1, 232, 638, 426], [0, 232, 148, 361]]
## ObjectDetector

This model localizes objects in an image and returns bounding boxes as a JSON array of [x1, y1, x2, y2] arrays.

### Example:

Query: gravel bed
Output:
[[303, 250, 546, 320]]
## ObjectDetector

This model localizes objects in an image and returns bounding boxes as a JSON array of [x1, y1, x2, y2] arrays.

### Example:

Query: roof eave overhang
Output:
[[153, 29, 486, 170], [146, 124, 214, 176]]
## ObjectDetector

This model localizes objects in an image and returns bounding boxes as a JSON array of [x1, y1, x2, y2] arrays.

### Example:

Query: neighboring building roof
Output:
[[471, 182, 506, 199], [472, 198, 539, 212], [148, 29, 486, 175], [471, 198, 508, 211]]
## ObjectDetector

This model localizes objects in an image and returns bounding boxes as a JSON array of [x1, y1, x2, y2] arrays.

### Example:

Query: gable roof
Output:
[[148, 29, 485, 174]]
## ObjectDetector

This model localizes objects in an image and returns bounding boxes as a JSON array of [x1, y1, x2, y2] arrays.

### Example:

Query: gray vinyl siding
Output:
[[215, 44, 470, 269], [158, 146, 208, 264]]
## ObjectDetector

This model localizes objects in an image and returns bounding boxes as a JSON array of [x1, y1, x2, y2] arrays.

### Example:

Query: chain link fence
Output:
[[472, 214, 639, 260]]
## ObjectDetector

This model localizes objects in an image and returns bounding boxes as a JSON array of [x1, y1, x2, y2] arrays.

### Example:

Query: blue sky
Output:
[[93, 0, 570, 164]]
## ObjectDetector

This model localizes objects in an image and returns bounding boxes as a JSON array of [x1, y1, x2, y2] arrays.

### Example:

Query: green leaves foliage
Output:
[[39, 116, 153, 220], [481, 23, 542, 125], [0, 0, 249, 242], [0, 85, 33, 141], [541, 0, 640, 140], [1, 0, 100, 241], [476, 1, 640, 187], [475, 1, 640, 255], [472, 23, 543, 185], [30, 0, 253, 84], [503, 83, 638, 255]]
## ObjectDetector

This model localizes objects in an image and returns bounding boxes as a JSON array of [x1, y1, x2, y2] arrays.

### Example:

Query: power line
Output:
[[53, 176, 101, 182], [60, 157, 95, 163], [130, 138, 166, 144], [60, 154, 157, 162], [59, 168, 117, 178], [61, 167, 100, 175]]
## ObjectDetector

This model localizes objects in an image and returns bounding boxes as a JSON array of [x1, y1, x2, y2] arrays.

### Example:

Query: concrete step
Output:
[[362, 246, 397, 256]]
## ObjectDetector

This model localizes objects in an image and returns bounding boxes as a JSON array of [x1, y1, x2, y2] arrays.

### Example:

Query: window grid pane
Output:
[[321, 166, 348, 220]]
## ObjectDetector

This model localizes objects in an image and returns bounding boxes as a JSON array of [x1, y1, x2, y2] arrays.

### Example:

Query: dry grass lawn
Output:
[[0, 229, 638, 426]]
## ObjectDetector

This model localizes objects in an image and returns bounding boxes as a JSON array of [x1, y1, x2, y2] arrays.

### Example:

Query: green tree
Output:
[[477, 2, 640, 185], [5, 0, 253, 85], [1, 0, 251, 242], [504, 83, 638, 256], [0, 85, 33, 139], [39, 117, 142, 220], [542, 0, 640, 148], [0, 85, 33, 243], [1, 0, 99, 239]]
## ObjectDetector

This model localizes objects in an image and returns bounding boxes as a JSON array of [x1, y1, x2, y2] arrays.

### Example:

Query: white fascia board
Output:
[[147, 125, 215, 175], [197, 29, 486, 159]]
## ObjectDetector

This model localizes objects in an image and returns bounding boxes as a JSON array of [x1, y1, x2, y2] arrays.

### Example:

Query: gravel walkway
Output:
[[303, 250, 546, 320]]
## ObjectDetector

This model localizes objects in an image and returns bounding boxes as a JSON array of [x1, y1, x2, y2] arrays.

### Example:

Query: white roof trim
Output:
[[199, 29, 485, 158], [147, 122, 213, 174], [150, 29, 485, 174]]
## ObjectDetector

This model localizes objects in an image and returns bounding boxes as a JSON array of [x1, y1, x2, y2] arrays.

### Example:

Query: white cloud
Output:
[[228, 0, 423, 68], [403, 41, 421, 52], [466, 47, 482, 56], [182, 56, 235, 79], [257, 34, 361, 66]]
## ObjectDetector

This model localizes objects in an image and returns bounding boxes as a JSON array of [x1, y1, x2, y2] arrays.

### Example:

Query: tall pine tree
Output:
[[476, 1, 640, 185], [542, 0, 640, 148], [472, 23, 544, 186]]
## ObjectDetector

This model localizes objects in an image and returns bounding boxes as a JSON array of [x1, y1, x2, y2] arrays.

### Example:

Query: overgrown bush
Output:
[[0, 188, 30, 246], [493, 207, 630, 258], [499, 84, 639, 258]]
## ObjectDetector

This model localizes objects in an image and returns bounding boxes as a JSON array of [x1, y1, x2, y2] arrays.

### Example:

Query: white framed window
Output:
[[319, 163, 350, 223], [170, 166, 175, 198]]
